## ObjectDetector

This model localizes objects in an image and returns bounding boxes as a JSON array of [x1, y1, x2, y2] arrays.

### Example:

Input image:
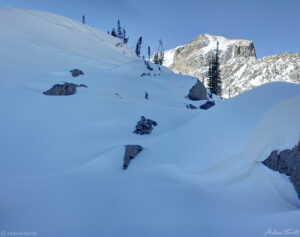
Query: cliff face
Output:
[[222, 53, 300, 98], [163, 33, 300, 99], [169, 34, 256, 77]]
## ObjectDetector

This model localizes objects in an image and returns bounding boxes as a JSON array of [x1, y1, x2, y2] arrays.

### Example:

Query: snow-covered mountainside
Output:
[[1, 7, 300, 237], [163, 33, 300, 99]]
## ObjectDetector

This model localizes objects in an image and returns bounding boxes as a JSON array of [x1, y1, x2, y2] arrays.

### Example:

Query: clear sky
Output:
[[1, 0, 300, 58]]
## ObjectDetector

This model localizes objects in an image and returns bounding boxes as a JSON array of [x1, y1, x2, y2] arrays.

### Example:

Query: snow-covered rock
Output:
[[163, 33, 300, 99]]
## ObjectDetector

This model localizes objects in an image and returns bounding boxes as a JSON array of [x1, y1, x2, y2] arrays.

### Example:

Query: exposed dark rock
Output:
[[123, 145, 144, 170], [70, 69, 84, 77], [144, 61, 153, 71], [200, 101, 215, 110], [43, 82, 87, 96], [262, 142, 300, 199], [290, 158, 300, 200], [115, 43, 123, 47], [141, 73, 151, 77], [145, 92, 149, 100], [188, 80, 208, 101], [262, 151, 279, 172], [186, 104, 198, 109], [115, 93, 122, 99], [133, 116, 157, 135], [78, 84, 88, 88], [141, 73, 161, 77]]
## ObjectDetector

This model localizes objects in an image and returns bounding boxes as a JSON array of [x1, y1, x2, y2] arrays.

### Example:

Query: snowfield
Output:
[[0, 7, 300, 237]]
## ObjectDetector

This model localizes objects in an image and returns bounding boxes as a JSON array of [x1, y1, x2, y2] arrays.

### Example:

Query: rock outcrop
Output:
[[161, 33, 300, 99], [262, 142, 300, 199], [123, 145, 144, 170], [70, 69, 84, 77], [200, 101, 215, 110], [167, 34, 255, 78], [43, 82, 87, 96], [186, 104, 198, 110], [144, 61, 153, 71], [187, 80, 207, 100], [133, 116, 157, 135]]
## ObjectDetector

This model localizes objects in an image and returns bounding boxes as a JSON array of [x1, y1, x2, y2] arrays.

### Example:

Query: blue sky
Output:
[[1, 0, 300, 58]]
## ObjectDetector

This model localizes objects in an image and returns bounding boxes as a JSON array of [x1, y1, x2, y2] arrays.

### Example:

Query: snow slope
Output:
[[0, 7, 300, 237]]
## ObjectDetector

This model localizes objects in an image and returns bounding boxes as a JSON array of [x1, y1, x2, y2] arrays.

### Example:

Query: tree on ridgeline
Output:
[[117, 20, 123, 39], [135, 37, 143, 57], [148, 46, 151, 61], [82, 14, 86, 24], [208, 42, 222, 97], [122, 29, 129, 44], [111, 28, 117, 37], [158, 39, 164, 65]]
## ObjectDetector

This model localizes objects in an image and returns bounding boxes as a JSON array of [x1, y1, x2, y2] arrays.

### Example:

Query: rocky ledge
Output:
[[262, 142, 300, 200]]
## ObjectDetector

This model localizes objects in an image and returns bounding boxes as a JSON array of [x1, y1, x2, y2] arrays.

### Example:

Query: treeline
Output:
[[81, 15, 164, 65], [108, 19, 164, 65]]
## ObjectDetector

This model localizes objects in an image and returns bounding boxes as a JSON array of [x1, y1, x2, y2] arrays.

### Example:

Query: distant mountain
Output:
[[161, 33, 300, 98]]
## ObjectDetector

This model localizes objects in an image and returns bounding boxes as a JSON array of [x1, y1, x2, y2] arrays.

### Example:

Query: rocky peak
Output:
[[169, 33, 256, 77]]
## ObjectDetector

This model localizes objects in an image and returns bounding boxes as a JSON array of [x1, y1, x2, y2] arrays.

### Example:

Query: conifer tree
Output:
[[111, 28, 117, 37], [208, 42, 222, 97], [148, 46, 151, 61], [153, 52, 159, 64], [158, 39, 164, 65], [82, 14, 86, 24], [117, 20, 123, 39], [122, 29, 129, 44], [135, 37, 143, 57]]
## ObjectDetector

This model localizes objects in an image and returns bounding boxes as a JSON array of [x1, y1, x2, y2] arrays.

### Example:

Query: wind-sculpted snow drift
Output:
[[0, 7, 300, 237]]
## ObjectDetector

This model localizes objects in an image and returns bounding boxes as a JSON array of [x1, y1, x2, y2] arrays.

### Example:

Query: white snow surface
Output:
[[0, 7, 300, 237], [159, 46, 183, 67]]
